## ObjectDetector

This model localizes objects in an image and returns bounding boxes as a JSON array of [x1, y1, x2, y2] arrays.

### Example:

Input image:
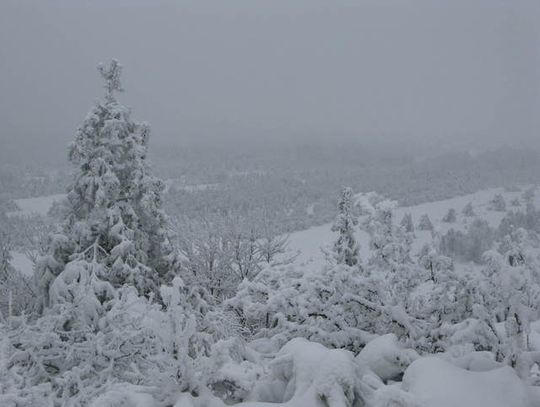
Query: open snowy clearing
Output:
[[286, 185, 539, 268], [7, 186, 537, 280], [7, 193, 66, 217]]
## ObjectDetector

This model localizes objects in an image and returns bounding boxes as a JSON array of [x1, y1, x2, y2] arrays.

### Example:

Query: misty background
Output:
[[1, 0, 539, 168]]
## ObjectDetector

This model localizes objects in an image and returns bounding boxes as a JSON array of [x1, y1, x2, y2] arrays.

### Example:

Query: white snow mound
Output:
[[356, 334, 419, 381], [402, 357, 534, 407]]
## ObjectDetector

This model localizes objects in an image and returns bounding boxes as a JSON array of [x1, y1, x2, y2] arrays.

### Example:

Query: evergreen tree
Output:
[[522, 187, 536, 204], [331, 187, 359, 267], [0, 61, 228, 406], [462, 202, 475, 217], [417, 213, 433, 231], [442, 208, 457, 223], [367, 199, 412, 273], [400, 212, 414, 233], [498, 229, 527, 267], [417, 242, 453, 283], [35, 60, 178, 310], [511, 198, 521, 207]]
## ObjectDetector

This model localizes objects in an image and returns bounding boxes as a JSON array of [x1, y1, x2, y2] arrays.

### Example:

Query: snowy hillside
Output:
[[7, 193, 65, 217], [287, 186, 540, 268]]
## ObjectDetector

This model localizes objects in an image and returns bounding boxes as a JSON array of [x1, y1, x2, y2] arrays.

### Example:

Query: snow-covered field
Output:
[[4, 185, 540, 407], [173, 335, 538, 407], [9, 250, 34, 276], [7, 193, 65, 217], [287, 186, 539, 268], [7, 186, 538, 279]]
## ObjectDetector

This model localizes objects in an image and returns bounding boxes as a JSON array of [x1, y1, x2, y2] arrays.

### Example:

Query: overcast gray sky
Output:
[[0, 0, 539, 163]]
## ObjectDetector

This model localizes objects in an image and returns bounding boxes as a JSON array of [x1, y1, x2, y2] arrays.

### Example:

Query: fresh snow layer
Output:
[[176, 338, 361, 407], [8, 193, 65, 217], [286, 186, 539, 268], [174, 341, 540, 407], [9, 251, 34, 276], [89, 384, 158, 407], [356, 334, 418, 381], [402, 357, 533, 407]]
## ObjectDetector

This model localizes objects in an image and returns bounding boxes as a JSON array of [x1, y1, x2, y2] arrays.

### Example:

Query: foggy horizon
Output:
[[1, 0, 539, 166]]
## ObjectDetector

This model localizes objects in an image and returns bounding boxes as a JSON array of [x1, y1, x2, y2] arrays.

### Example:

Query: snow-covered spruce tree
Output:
[[1, 271, 228, 406], [417, 242, 453, 283], [490, 193, 507, 212], [400, 212, 414, 233], [474, 249, 540, 378], [462, 202, 475, 217], [34, 60, 178, 310], [442, 208, 457, 223], [331, 187, 359, 267], [417, 213, 433, 231], [522, 186, 536, 204], [366, 199, 412, 273], [498, 228, 528, 267], [358, 198, 426, 342]]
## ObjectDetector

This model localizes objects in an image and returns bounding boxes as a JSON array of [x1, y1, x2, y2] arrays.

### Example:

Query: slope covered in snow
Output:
[[286, 186, 539, 268], [7, 193, 65, 217]]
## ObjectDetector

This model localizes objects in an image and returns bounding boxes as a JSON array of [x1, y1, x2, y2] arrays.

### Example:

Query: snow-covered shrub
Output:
[[400, 213, 414, 233], [511, 198, 521, 207], [417, 242, 454, 282], [227, 263, 377, 353], [229, 258, 435, 353], [356, 334, 419, 382], [257, 338, 364, 406], [489, 194, 507, 212], [442, 208, 457, 223], [416, 214, 433, 231], [364, 199, 412, 273], [462, 202, 475, 217], [200, 338, 264, 403], [498, 204, 539, 238], [1, 274, 228, 406], [176, 212, 297, 302], [522, 187, 536, 204]]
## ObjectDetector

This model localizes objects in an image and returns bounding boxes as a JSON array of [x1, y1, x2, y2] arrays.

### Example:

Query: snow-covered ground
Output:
[[164, 179, 221, 193], [7, 193, 65, 217], [10, 251, 34, 276], [4, 185, 540, 406], [7, 186, 537, 278], [286, 186, 539, 268], [6, 181, 222, 215], [173, 335, 538, 407]]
